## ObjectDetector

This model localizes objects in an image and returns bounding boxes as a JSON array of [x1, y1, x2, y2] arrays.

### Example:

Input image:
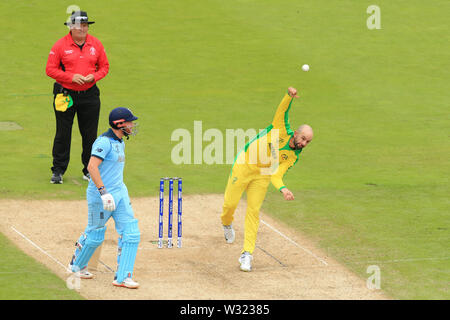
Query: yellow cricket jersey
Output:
[[234, 92, 302, 191]]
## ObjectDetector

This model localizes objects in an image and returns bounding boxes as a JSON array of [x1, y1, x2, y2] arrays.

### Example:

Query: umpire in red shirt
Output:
[[46, 11, 109, 184]]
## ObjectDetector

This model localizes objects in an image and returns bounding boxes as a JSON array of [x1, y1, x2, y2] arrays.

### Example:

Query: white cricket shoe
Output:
[[82, 172, 91, 181], [113, 277, 140, 289], [239, 251, 253, 272], [223, 224, 235, 243], [68, 264, 94, 279]]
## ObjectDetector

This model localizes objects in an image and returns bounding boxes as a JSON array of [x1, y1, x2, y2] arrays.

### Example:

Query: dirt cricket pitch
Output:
[[0, 195, 388, 299]]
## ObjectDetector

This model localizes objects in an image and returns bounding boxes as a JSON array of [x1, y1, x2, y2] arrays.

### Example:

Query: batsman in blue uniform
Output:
[[68, 107, 140, 289]]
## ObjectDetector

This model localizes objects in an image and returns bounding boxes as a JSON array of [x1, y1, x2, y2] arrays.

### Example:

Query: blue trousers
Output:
[[71, 186, 138, 279], [85, 187, 135, 235]]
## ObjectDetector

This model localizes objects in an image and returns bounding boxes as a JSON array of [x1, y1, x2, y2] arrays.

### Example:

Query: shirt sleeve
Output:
[[271, 93, 294, 134], [93, 42, 109, 82], [91, 137, 111, 160], [45, 42, 74, 83], [270, 154, 299, 191]]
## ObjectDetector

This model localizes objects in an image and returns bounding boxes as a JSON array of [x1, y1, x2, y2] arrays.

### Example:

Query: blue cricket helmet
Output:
[[109, 107, 138, 129]]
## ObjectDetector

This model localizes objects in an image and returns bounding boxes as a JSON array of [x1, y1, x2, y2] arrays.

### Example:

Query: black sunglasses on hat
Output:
[[64, 11, 95, 26]]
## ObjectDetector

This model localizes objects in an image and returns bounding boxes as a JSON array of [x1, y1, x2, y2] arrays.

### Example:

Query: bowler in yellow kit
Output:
[[221, 87, 314, 271]]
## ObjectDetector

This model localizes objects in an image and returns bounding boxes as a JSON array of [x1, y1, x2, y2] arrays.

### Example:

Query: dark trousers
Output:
[[51, 85, 100, 175]]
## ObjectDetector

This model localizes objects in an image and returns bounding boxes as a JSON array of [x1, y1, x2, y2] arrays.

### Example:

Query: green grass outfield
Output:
[[0, 0, 448, 299], [0, 233, 83, 299]]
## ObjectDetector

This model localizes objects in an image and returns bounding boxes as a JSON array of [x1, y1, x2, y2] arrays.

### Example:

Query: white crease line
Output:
[[138, 245, 203, 250], [10, 226, 69, 272], [260, 219, 328, 266]]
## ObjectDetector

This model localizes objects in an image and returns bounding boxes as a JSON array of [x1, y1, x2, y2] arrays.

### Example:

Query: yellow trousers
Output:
[[221, 163, 270, 254]]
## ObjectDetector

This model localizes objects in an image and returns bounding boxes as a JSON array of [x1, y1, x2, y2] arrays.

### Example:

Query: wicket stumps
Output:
[[158, 177, 182, 248]]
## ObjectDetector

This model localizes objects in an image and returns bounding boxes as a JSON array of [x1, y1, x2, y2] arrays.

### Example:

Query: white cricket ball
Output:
[[301, 64, 310, 72]]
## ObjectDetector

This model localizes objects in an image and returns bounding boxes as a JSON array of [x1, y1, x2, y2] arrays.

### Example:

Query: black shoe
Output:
[[50, 172, 63, 184], [83, 172, 90, 181]]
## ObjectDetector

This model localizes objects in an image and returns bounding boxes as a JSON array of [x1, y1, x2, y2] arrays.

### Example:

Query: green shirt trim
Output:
[[284, 92, 294, 135], [244, 124, 273, 152], [230, 124, 274, 174]]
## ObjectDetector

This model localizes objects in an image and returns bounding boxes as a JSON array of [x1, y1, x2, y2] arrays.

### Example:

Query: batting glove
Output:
[[99, 186, 116, 211]]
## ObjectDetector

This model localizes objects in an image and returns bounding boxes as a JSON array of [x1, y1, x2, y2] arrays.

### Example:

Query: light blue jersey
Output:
[[87, 128, 126, 197]]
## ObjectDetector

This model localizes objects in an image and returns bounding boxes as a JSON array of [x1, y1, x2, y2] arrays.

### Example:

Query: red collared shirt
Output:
[[46, 33, 109, 91]]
